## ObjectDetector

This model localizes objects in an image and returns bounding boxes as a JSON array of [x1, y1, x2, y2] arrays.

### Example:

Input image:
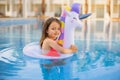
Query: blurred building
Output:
[[0, 0, 120, 20]]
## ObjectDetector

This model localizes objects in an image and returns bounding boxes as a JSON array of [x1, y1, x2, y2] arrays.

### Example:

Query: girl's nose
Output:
[[55, 30, 60, 34], [56, 30, 59, 32]]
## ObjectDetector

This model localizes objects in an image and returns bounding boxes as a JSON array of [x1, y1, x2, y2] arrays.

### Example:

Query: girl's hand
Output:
[[70, 45, 78, 53]]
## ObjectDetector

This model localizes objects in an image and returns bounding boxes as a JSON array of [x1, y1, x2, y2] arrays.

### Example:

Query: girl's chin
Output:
[[54, 37, 58, 40], [50, 37, 57, 40], [50, 36, 58, 40]]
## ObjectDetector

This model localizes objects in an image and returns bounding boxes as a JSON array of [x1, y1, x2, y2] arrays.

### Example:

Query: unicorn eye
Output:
[[73, 17, 77, 20]]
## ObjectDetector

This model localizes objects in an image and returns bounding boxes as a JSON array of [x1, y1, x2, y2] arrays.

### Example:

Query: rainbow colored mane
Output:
[[57, 7, 70, 46]]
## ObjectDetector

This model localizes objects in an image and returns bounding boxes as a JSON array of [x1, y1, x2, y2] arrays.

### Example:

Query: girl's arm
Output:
[[47, 38, 77, 54]]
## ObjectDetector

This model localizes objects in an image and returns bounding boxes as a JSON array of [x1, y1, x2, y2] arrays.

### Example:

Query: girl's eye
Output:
[[51, 27, 60, 30], [51, 28, 55, 30], [58, 28, 61, 30]]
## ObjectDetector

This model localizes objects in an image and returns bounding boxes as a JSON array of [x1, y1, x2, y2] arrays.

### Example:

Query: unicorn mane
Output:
[[58, 7, 71, 46]]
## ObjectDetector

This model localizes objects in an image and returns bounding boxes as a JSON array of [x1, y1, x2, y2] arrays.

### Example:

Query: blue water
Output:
[[0, 19, 120, 80]]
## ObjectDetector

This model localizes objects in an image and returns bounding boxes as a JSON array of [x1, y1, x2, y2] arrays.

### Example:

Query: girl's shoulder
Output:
[[44, 38, 55, 43]]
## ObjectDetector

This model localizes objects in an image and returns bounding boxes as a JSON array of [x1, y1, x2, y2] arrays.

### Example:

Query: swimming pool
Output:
[[0, 19, 120, 80]]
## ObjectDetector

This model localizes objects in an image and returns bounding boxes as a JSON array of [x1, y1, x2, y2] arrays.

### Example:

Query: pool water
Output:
[[0, 19, 120, 80]]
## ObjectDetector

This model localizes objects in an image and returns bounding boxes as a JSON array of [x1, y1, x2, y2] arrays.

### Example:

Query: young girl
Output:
[[40, 17, 78, 57]]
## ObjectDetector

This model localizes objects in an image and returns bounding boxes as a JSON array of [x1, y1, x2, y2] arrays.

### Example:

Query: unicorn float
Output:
[[23, 3, 91, 59]]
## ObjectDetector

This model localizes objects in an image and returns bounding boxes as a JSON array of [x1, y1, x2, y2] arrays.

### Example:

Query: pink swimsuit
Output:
[[45, 48, 60, 57]]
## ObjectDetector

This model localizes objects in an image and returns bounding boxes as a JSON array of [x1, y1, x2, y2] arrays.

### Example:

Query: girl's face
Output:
[[47, 21, 61, 40]]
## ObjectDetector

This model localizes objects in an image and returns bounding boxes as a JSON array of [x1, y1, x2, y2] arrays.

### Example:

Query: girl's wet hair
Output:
[[40, 17, 61, 47]]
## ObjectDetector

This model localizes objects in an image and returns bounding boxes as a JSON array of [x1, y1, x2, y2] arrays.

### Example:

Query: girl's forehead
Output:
[[49, 21, 60, 27]]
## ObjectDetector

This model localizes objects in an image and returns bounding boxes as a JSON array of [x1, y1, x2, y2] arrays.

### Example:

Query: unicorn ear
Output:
[[66, 11, 71, 17]]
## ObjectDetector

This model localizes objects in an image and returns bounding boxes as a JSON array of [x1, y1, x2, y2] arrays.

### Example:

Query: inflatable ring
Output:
[[23, 42, 73, 59]]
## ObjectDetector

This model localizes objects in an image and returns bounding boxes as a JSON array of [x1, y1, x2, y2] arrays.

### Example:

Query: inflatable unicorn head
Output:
[[58, 3, 91, 48]]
